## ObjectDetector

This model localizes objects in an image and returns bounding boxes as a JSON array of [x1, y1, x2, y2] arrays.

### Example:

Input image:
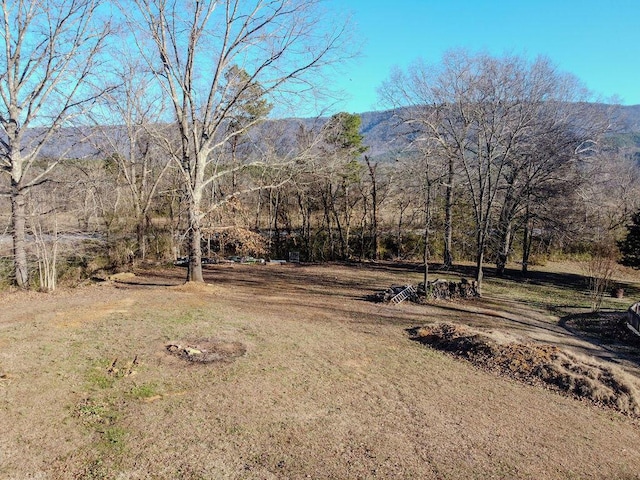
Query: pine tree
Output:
[[618, 211, 640, 268]]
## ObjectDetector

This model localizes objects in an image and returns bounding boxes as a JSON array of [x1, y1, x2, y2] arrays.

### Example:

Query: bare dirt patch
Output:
[[166, 339, 246, 363], [169, 281, 224, 294], [411, 322, 640, 417]]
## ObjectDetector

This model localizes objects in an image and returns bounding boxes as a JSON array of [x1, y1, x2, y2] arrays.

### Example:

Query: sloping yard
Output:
[[1, 262, 639, 479]]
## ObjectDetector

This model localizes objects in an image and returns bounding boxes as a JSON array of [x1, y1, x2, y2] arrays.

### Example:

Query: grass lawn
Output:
[[1, 261, 639, 479]]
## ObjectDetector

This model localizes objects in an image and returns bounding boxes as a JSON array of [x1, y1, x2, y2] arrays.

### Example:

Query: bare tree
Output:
[[378, 55, 465, 269], [363, 155, 379, 259], [124, 0, 349, 282], [0, 0, 110, 287], [93, 53, 173, 261], [380, 51, 605, 291]]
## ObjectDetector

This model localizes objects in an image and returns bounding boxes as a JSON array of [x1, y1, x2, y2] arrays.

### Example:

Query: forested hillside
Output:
[[359, 104, 640, 161]]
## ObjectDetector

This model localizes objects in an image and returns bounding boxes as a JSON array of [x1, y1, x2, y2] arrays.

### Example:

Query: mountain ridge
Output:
[[24, 103, 640, 161]]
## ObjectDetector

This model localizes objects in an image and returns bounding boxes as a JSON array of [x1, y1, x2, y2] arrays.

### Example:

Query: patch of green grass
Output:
[[101, 425, 127, 450], [75, 398, 121, 437], [157, 308, 225, 339], [128, 383, 158, 400], [78, 458, 110, 480], [77, 359, 134, 456], [75, 396, 128, 456], [225, 424, 244, 435], [76, 400, 113, 425], [171, 310, 205, 325], [480, 269, 635, 318], [86, 368, 116, 390]]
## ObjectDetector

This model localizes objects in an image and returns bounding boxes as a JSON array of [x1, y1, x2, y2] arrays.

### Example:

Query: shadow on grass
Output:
[[560, 311, 640, 368], [428, 301, 565, 335], [366, 261, 594, 292]]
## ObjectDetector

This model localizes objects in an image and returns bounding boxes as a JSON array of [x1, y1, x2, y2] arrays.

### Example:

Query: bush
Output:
[[581, 243, 619, 312]]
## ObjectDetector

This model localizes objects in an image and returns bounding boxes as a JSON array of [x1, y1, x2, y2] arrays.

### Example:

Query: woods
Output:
[[0, 2, 638, 290]]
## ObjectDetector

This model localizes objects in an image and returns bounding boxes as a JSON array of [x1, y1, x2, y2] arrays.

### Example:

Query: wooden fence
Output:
[[627, 302, 640, 336]]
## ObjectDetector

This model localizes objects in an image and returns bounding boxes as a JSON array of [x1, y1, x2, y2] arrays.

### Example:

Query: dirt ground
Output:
[[1, 262, 640, 479]]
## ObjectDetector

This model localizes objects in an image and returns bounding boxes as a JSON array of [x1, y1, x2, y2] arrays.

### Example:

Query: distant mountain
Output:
[[24, 103, 640, 161], [357, 104, 640, 160], [614, 104, 640, 132]]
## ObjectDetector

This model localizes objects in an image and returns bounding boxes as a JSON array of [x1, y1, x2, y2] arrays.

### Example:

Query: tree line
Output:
[[0, 1, 638, 291]]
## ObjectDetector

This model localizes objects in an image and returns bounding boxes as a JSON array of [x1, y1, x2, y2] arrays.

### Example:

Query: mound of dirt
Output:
[[169, 282, 222, 294], [107, 272, 137, 282], [410, 323, 640, 417], [166, 339, 246, 363]]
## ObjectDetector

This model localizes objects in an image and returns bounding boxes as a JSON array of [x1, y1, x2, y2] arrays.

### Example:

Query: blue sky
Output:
[[326, 0, 640, 113]]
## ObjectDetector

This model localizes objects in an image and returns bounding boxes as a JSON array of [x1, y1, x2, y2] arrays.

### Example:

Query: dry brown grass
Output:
[[1, 262, 640, 479]]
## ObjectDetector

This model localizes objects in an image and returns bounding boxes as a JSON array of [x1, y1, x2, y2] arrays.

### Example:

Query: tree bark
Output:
[[442, 158, 455, 268], [423, 223, 430, 287], [522, 211, 533, 275], [495, 219, 512, 276], [186, 188, 204, 282], [475, 228, 486, 294], [365, 156, 379, 260], [423, 175, 432, 286], [11, 183, 29, 288]]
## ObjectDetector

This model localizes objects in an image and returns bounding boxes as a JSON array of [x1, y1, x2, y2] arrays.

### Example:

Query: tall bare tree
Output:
[[0, 0, 110, 287], [93, 53, 173, 260], [379, 55, 466, 269], [380, 50, 605, 291], [124, 0, 349, 282]]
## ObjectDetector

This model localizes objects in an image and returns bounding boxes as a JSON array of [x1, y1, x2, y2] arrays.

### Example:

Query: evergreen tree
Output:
[[618, 211, 640, 268]]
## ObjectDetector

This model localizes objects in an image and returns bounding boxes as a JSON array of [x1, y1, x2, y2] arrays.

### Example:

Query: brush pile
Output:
[[370, 279, 479, 303], [371, 284, 419, 303], [421, 278, 480, 300], [410, 322, 640, 417]]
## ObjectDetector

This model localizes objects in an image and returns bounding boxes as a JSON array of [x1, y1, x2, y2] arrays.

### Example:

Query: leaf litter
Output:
[[410, 322, 640, 417]]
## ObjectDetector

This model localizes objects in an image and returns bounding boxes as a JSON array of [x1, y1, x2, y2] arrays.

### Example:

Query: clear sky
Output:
[[326, 0, 640, 114]]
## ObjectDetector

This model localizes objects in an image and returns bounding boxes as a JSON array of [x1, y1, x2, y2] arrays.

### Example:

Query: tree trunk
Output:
[[272, 190, 280, 257], [255, 188, 263, 230], [423, 177, 432, 286], [442, 158, 455, 268], [328, 184, 345, 259], [321, 188, 333, 260], [475, 228, 485, 294], [11, 183, 29, 288], [296, 191, 311, 261], [423, 223, 430, 287], [186, 197, 204, 283], [522, 214, 533, 275], [495, 191, 517, 277], [396, 206, 404, 260], [339, 182, 349, 259], [365, 156, 379, 260], [495, 219, 512, 277], [136, 220, 146, 261]]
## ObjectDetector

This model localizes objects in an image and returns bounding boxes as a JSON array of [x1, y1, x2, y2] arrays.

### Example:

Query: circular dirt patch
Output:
[[166, 339, 246, 363]]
